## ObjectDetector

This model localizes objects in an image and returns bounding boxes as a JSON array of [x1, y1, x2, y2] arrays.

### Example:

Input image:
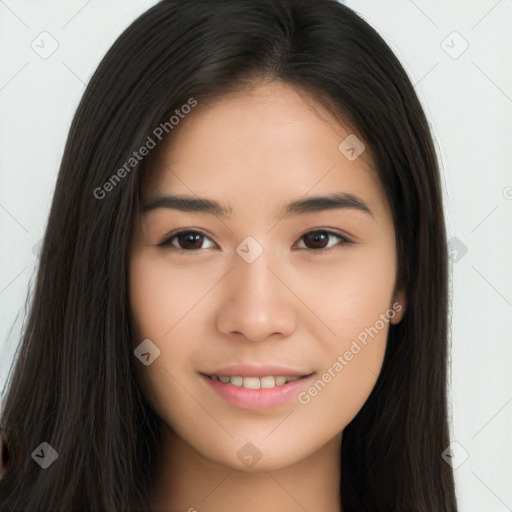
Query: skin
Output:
[[129, 80, 406, 512]]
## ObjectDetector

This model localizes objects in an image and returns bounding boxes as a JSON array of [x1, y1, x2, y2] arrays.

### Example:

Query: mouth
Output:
[[200, 373, 313, 390], [199, 371, 316, 410]]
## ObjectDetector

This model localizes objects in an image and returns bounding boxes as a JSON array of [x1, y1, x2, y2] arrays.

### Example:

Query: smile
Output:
[[200, 372, 316, 410], [206, 374, 307, 389]]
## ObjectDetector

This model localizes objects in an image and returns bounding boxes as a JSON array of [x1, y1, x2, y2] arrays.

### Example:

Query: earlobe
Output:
[[390, 288, 406, 324]]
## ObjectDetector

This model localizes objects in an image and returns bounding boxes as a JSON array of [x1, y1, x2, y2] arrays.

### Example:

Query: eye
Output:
[[158, 228, 352, 254], [157, 230, 216, 252], [295, 230, 352, 254]]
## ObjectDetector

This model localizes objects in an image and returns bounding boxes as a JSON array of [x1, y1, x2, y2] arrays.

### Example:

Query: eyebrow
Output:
[[142, 192, 375, 221]]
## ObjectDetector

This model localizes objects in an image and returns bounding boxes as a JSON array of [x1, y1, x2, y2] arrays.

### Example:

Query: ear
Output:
[[389, 288, 406, 325]]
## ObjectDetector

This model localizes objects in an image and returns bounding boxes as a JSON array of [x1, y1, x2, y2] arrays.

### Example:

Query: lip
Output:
[[204, 363, 312, 378], [200, 371, 316, 411]]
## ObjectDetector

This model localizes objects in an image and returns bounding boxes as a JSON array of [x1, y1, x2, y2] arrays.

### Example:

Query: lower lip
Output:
[[201, 374, 315, 410]]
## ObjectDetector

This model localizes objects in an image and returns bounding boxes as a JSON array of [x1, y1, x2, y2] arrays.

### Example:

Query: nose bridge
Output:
[[237, 248, 275, 295], [215, 235, 297, 341], [233, 235, 282, 307]]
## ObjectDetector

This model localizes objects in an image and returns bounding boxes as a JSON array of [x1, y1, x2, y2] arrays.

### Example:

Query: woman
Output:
[[0, 0, 457, 510]]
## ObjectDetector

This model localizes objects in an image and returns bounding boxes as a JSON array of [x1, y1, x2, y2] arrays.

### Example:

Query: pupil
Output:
[[182, 233, 202, 249], [306, 232, 327, 249]]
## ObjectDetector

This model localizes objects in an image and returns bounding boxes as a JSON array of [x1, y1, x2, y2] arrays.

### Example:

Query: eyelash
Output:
[[157, 229, 353, 255]]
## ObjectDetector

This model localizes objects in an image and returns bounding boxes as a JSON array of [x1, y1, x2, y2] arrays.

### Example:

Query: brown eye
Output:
[[297, 230, 352, 252], [157, 229, 351, 254], [158, 230, 215, 251]]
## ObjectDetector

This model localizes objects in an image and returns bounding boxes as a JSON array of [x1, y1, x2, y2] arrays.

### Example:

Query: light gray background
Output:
[[1, 1, 511, 510]]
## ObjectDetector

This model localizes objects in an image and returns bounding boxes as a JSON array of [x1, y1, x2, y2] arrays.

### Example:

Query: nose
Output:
[[215, 251, 298, 342]]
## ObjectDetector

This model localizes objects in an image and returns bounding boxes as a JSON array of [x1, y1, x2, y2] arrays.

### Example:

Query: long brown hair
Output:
[[0, 1, 457, 510]]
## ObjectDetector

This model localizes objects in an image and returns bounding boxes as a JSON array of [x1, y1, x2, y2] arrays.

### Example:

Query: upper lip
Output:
[[202, 363, 314, 378]]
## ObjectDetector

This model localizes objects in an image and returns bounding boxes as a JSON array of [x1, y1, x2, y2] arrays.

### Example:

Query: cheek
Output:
[[129, 252, 210, 411], [129, 253, 196, 425], [129, 252, 208, 340], [293, 244, 395, 424], [298, 311, 389, 432], [294, 242, 396, 336]]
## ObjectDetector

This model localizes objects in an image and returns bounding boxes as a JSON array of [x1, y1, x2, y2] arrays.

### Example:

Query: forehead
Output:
[[142, 81, 387, 219]]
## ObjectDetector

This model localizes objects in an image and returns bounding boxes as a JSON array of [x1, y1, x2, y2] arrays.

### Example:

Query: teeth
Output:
[[260, 376, 274, 389], [243, 377, 260, 389], [231, 376, 243, 387], [211, 374, 304, 389]]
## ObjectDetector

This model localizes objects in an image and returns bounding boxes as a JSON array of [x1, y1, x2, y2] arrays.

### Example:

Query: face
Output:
[[129, 80, 405, 472]]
